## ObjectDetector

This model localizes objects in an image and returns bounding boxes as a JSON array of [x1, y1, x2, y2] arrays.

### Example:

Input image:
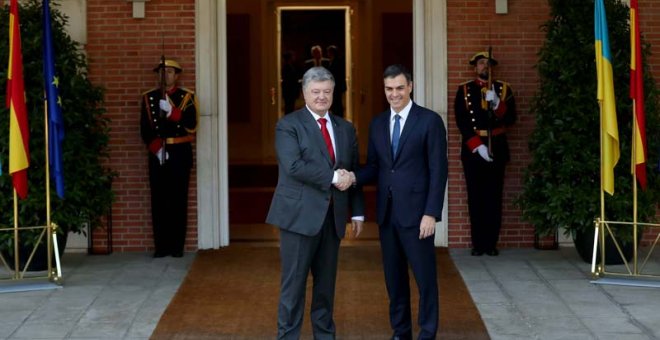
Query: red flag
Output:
[[630, 0, 647, 190], [6, 0, 30, 199]]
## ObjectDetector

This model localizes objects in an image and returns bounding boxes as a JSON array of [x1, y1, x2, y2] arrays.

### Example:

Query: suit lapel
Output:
[[394, 103, 419, 162], [332, 117, 344, 168]]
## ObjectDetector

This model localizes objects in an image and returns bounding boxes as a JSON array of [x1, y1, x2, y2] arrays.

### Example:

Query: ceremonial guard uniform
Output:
[[454, 52, 516, 256], [140, 60, 199, 257]]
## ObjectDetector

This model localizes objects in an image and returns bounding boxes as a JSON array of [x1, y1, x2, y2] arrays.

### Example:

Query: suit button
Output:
[[390, 169, 395, 173]]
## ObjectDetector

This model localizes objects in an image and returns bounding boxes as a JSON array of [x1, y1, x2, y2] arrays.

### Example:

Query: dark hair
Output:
[[383, 64, 412, 83]]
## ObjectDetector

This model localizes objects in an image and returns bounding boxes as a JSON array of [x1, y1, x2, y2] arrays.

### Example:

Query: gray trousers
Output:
[[277, 209, 339, 340]]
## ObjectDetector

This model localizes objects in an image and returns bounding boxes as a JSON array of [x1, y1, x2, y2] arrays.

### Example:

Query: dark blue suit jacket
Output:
[[356, 102, 448, 227]]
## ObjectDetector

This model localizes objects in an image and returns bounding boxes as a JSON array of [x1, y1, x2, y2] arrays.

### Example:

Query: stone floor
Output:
[[0, 246, 658, 339]]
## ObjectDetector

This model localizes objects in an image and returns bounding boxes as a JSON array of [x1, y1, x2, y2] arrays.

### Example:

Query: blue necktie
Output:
[[392, 114, 401, 157]]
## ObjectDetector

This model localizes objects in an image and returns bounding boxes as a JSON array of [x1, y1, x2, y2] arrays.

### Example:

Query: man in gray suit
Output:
[[266, 66, 365, 339]]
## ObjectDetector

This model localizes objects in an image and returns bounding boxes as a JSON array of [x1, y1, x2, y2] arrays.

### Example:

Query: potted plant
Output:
[[0, 0, 114, 270], [517, 0, 660, 264]]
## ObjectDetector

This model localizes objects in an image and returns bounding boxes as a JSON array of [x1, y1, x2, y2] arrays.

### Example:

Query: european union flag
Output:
[[43, 0, 65, 198]]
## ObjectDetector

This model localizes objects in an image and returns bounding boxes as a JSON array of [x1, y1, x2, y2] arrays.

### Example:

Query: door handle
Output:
[[270, 87, 276, 106]]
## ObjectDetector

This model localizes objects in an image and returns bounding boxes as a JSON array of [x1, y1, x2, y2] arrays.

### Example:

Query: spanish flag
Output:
[[595, 0, 619, 195], [630, 0, 647, 190], [6, 0, 30, 199]]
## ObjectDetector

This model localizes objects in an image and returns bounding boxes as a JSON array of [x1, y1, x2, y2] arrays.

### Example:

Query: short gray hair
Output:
[[302, 67, 335, 91]]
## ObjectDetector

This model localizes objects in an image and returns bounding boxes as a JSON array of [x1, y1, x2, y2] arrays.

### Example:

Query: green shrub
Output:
[[0, 0, 114, 250], [518, 0, 660, 243]]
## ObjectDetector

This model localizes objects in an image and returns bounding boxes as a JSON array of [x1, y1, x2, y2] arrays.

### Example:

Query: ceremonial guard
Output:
[[454, 51, 516, 256], [140, 59, 199, 257]]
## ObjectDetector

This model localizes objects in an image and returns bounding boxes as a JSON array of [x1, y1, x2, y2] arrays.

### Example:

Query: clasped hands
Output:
[[334, 169, 356, 191], [159, 96, 173, 117], [155, 147, 169, 163], [485, 85, 500, 109], [473, 144, 493, 162]]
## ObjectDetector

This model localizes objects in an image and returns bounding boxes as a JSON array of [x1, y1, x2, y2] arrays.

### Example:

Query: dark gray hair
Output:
[[302, 67, 335, 90]]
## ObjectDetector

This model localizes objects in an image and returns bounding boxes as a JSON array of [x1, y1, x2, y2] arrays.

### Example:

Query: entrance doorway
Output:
[[277, 7, 351, 121], [226, 0, 413, 242]]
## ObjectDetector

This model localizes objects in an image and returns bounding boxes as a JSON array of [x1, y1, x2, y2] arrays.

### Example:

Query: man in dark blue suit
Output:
[[352, 64, 448, 339], [267, 66, 364, 339]]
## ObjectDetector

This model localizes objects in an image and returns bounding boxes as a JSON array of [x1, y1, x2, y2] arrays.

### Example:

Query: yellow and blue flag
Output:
[[43, 0, 65, 198], [595, 0, 619, 195]]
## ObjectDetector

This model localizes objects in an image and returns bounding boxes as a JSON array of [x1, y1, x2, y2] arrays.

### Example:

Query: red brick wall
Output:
[[86, 0, 197, 253], [446, 0, 550, 248], [447, 0, 660, 248]]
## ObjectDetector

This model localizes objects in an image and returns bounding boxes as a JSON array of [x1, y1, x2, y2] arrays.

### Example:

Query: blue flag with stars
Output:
[[43, 0, 65, 198]]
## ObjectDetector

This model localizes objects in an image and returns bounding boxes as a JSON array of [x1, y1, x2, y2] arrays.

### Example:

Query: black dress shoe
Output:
[[171, 251, 184, 258], [153, 251, 168, 258], [471, 249, 484, 256], [486, 249, 499, 256]]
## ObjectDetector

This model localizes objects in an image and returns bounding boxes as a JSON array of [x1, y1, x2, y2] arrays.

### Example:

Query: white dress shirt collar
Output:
[[390, 100, 413, 134], [307, 108, 336, 151]]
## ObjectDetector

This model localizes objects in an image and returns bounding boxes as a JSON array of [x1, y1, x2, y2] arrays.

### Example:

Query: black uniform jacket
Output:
[[454, 79, 516, 162]]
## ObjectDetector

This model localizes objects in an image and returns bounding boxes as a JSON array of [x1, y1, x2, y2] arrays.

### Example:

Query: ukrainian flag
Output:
[[595, 0, 619, 195]]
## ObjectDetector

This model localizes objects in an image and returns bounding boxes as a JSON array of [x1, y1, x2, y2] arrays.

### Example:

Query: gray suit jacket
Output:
[[266, 107, 364, 238]]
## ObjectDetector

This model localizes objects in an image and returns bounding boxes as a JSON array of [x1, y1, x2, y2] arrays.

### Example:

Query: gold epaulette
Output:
[[494, 80, 510, 87], [179, 87, 195, 94]]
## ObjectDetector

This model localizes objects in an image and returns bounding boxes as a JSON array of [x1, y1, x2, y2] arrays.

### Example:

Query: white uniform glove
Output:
[[156, 147, 169, 163], [485, 85, 500, 110], [159, 98, 172, 117], [473, 144, 493, 162]]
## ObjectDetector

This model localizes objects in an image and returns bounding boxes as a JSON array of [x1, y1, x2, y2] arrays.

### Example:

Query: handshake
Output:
[[334, 169, 356, 191]]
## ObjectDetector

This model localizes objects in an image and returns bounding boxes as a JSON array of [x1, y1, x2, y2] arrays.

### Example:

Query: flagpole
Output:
[[596, 0, 605, 272], [13, 191, 20, 279], [45, 97, 53, 279], [632, 101, 638, 275], [599, 102, 606, 270]]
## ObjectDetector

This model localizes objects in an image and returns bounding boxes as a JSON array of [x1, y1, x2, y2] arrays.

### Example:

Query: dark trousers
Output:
[[148, 147, 191, 255], [380, 200, 438, 340], [277, 209, 340, 340], [462, 156, 506, 252]]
